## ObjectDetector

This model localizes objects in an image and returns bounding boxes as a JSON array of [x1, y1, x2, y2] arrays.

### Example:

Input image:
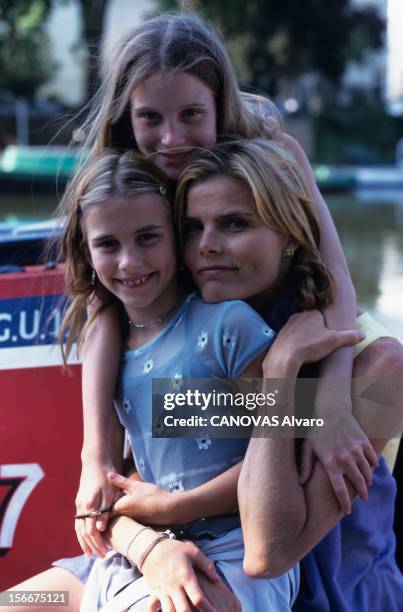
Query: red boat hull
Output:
[[0, 267, 82, 589]]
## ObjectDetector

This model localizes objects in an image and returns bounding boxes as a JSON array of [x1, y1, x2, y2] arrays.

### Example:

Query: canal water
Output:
[[1, 190, 402, 340]]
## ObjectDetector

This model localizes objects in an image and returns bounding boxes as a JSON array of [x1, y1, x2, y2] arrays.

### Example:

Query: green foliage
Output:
[[0, 0, 55, 98], [154, 0, 384, 95], [313, 93, 403, 164]]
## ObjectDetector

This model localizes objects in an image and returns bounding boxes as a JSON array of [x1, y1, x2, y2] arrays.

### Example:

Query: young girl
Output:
[[62, 12, 373, 555], [57, 149, 303, 611]]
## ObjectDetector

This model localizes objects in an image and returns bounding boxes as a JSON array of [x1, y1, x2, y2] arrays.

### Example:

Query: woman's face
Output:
[[84, 193, 179, 323], [130, 72, 217, 180], [183, 175, 290, 307]]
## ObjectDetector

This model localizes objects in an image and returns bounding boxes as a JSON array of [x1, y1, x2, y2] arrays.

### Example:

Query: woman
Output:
[[175, 137, 403, 611]]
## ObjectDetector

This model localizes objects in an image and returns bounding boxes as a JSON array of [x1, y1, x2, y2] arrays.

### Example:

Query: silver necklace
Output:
[[128, 302, 179, 328]]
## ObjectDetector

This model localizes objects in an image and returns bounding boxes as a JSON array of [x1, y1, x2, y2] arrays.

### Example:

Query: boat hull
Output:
[[0, 268, 82, 589]]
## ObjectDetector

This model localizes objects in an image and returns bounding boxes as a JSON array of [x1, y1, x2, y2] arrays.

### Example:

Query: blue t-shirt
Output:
[[115, 292, 275, 494]]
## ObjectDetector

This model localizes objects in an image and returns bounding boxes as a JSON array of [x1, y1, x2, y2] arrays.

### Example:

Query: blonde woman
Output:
[[175, 138, 403, 612]]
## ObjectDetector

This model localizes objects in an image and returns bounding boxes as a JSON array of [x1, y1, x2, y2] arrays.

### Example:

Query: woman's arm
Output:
[[278, 133, 378, 511], [75, 305, 123, 556], [239, 311, 403, 577]]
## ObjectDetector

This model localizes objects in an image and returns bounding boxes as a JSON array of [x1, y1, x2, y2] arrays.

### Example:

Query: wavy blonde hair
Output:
[[175, 138, 334, 310], [59, 151, 174, 362]]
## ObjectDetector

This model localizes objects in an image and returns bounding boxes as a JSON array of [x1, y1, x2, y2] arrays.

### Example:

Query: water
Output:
[[328, 192, 403, 341], [1, 191, 402, 340]]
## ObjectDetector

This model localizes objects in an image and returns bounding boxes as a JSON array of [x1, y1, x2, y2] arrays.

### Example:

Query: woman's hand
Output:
[[75, 460, 119, 557], [299, 408, 379, 513], [264, 310, 364, 375], [141, 538, 221, 612], [108, 472, 176, 524]]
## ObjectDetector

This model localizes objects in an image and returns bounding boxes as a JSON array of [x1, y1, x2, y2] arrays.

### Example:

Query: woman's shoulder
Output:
[[189, 294, 261, 317], [188, 295, 274, 335]]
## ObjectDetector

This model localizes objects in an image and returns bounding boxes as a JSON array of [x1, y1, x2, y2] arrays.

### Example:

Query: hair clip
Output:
[[159, 185, 166, 195]]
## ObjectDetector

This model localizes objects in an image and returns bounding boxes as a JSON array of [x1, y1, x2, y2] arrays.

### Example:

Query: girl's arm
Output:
[[104, 515, 238, 612], [278, 133, 376, 511], [75, 305, 122, 557], [108, 464, 241, 525], [278, 133, 356, 331], [239, 310, 403, 578], [109, 353, 264, 526]]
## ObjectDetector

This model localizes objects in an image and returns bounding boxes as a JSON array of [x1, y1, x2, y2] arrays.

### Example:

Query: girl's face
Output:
[[130, 72, 217, 180], [183, 175, 290, 308], [84, 193, 179, 322]]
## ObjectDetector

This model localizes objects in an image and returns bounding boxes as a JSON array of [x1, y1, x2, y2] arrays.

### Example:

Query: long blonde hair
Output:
[[59, 151, 174, 362], [175, 138, 333, 310], [59, 13, 280, 214], [82, 13, 278, 154]]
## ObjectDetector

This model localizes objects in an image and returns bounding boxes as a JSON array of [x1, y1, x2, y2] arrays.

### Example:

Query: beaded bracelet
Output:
[[137, 533, 171, 572], [126, 526, 153, 563]]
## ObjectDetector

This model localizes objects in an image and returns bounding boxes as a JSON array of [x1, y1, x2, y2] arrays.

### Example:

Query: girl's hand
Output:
[[264, 310, 364, 374], [148, 569, 241, 612], [300, 408, 379, 514], [109, 472, 176, 524], [142, 538, 220, 612], [75, 461, 119, 557]]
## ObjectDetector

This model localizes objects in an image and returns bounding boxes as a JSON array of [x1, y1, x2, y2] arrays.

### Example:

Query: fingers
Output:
[[189, 547, 219, 583], [334, 329, 365, 349], [75, 520, 92, 556], [148, 596, 162, 612], [357, 456, 373, 488], [364, 441, 379, 470], [96, 512, 109, 532], [158, 596, 175, 612], [108, 471, 131, 492], [344, 462, 369, 502], [171, 591, 193, 612], [184, 581, 217, 612], [76, 516, 108, 556], [322, 447, 373, 512], [327, 473, 352, 514], [75, 492, 113, 556]]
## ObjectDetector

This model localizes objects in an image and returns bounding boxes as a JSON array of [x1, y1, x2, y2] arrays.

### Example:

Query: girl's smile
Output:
[[130, 72, 217, 179], [84, 193, 180, 323]]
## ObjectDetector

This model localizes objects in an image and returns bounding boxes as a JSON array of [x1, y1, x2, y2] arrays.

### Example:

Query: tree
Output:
[[155, 0, 385, 97], [0, 0, 110, 103], [75, 0, 109, 101], [0, 1, 55, 98]]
